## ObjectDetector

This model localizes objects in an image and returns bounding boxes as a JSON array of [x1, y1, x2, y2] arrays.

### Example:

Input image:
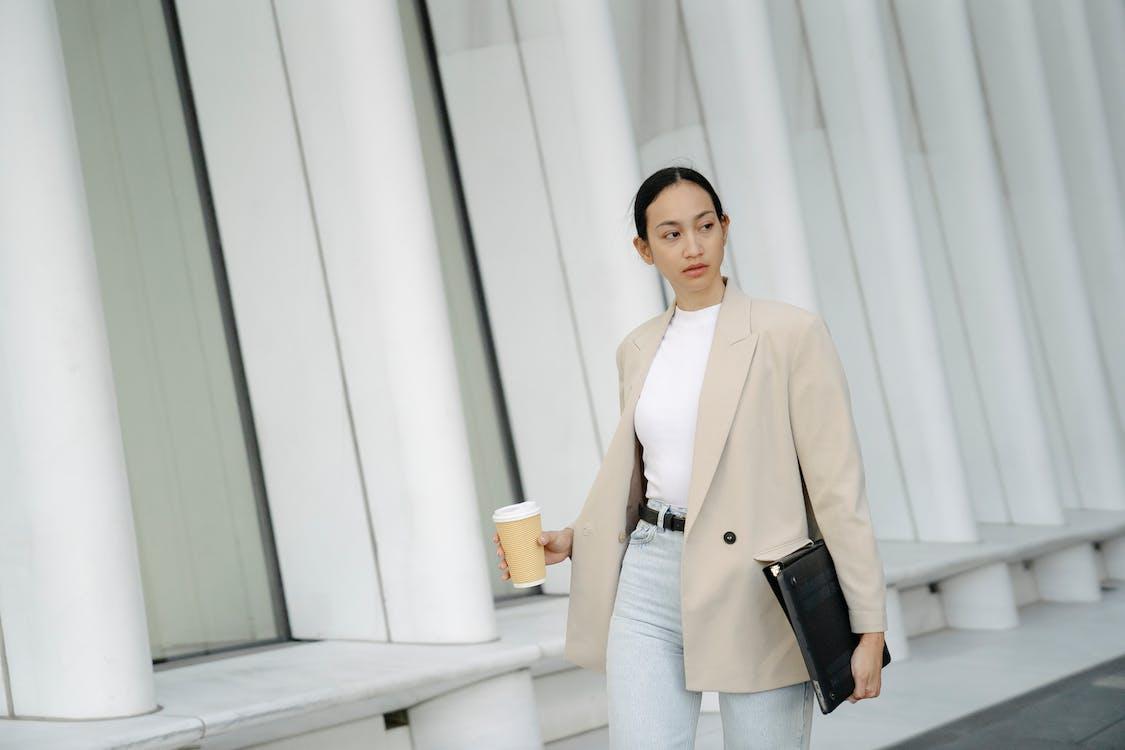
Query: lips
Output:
[[684, 264, 707, 272]]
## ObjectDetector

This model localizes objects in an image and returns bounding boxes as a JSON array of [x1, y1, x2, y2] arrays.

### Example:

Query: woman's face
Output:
[[634, 180, 729, 299]]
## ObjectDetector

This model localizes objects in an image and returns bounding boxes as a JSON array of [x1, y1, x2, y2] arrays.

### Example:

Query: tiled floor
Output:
[[547, 578, 1125, 749], [884, 653, 1125, 749]]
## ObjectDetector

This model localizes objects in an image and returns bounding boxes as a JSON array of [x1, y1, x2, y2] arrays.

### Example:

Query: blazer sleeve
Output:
[[788, 314, 888, 634]]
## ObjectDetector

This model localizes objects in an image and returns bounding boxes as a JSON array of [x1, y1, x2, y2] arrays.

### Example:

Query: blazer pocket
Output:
[[752, 536, 814, 562]]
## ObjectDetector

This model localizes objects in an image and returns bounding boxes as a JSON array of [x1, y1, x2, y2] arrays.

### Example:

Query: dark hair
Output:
[[631, 166, 725, 243]]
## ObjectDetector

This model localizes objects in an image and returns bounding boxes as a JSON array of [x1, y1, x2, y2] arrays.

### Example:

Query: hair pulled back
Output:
[[631, 167, 724, 243]]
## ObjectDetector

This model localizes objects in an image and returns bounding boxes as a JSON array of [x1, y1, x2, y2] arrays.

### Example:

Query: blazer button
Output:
[[618, 531, 626, 543], [723, 531, 737, 544]]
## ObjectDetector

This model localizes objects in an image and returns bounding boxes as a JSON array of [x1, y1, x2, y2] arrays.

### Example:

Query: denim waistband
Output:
[[644, 497, 687, 518]]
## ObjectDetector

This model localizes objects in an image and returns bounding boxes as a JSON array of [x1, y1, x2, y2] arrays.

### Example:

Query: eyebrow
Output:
[[655, 210, 716, 230]]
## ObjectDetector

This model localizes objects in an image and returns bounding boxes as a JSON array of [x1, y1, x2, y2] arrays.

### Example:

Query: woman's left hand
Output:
[[847, 632, 885, 703]]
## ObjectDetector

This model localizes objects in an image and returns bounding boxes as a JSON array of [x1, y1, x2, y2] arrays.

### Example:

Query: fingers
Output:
[[492, 531, 509, 580], [848, 650, 882, 703], [848, 682, 880, 702], [492, 529, 566, 580]]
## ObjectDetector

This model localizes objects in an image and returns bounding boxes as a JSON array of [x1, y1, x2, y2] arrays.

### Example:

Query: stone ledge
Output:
[[878, 508, 1125, 589], [0, 638, 541, 749]]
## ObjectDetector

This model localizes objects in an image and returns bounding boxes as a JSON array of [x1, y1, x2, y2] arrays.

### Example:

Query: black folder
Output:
[[762, 538, 892, 714]]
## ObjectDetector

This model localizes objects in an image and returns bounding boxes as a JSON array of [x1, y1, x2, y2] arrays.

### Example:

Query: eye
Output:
[[665, 230, 680, 240], [701, 222, 714, 230]]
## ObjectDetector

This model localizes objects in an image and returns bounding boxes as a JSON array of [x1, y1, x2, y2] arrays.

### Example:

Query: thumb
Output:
[[539, 531, 554, 546]]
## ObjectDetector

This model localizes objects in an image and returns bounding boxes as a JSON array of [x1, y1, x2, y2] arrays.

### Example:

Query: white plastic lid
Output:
[[492, 500, 541, 523]]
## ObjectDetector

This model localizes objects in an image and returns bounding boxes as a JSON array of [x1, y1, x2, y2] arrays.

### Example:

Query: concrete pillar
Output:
[[552, 0, 667, 444], [0, 618, 9, 716], [408, 670, 544, 749], [1101, 535, 1125, 580], [1084, 0, 1125, 222], [1030, 0, 1125, 434], [1094, 541, 1109, 582], [967, 0, 1125, 511], [1034, 544, 1103, 603], [175, 0, 392, 640], [271, 0, 497, 643], [801, 0, 978, 542], [940, 562, 1020, 630], [885, 586, 909, 662], [892, 0, 1064, 526], [682, 0, 819, 309], [0, 0, 155, 719], [1008, 560, 1039, 607]]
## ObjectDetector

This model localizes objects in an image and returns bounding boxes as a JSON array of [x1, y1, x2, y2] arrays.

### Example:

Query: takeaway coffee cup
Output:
[[492, 501, 547, 588]]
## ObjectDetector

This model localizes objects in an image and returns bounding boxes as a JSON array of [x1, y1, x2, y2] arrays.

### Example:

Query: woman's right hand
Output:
[[492, 527, 574, 581]]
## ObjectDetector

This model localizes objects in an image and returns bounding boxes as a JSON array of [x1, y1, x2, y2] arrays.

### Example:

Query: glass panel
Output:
[[54, 0, 286, 660]]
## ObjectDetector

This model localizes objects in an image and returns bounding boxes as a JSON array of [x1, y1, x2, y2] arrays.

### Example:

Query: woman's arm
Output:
[[789, 314, 887, 701], [788, 314, 888, 635]]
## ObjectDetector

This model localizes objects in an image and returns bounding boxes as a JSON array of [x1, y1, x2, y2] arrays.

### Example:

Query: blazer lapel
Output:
[[619, 276, 760, 539], [684, 281, 758, 537]]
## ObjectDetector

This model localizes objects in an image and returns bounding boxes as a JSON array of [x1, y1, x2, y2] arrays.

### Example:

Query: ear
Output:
[[632, 235, 652, 264]]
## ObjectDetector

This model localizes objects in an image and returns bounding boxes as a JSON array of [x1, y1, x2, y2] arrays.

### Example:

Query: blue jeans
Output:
[[606, 499, 814, 749]]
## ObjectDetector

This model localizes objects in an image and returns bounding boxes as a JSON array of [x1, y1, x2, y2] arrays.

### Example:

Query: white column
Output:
[[1031, 0, 1125, 433], [0, 0, 155, 718], [967, 0, 1125, 510], [272, 0, 497, 642], [726, 0, 913, 542], [681, 0, 819, 309], [1102, 535, 1125, 580], [1034, 544, 1103, 603], [426, 3, 599, 597], [940, 563, 1020, 630], [0, 618, 9, 716], [175, 0, 390, 641], [1085, 0, 1125, 221], [407, 670, 543, 749], [884, 587, 909, 662], [553, 0, 666, 442], [892, 0, 1063, 526], [801, 0, 977, 541]]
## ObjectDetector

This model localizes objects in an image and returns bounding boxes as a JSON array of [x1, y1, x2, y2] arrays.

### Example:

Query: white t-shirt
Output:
[[633, 300, 722, 516]]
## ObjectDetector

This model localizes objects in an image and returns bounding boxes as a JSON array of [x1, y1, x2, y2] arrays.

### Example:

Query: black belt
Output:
[[638, 502, 686, 532]]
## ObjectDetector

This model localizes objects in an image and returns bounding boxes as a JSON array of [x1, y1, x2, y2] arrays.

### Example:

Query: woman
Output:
[[493, 167, 887, 748]]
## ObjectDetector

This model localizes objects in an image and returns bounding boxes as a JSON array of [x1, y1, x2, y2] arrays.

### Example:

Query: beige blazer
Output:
[[563, 275, 887, 693]]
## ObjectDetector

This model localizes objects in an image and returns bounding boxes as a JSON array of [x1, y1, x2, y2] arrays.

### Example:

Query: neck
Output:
[[674, 275, 727, 311]]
